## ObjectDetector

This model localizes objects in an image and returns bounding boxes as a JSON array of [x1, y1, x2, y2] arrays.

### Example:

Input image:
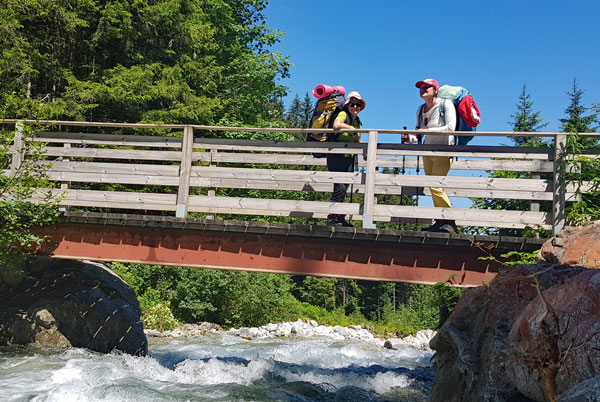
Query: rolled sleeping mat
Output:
[[312, 84, 346, 99]]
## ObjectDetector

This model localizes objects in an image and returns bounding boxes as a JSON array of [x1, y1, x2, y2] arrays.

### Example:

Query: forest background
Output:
[[0, 0, 599, 335]]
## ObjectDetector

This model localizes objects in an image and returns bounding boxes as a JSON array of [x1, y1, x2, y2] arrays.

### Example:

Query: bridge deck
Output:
[[36, 212, 546, 287]]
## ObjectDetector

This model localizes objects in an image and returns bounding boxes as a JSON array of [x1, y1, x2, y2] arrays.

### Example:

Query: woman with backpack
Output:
[[326, 91, 366, 227], [402, 78, 457, 233]]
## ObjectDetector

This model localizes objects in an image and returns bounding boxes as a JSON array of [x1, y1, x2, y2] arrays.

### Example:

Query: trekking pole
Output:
[[415, 133, 422, 211], [401, 126, 407, 230]]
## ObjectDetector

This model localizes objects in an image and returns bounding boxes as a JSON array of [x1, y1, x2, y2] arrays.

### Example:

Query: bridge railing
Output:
[[3, 120, 598, 234]]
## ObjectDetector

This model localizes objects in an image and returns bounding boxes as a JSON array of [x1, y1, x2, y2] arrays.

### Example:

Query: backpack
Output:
[[307, 89, 346, 157], [418, 85, 481, 146], [308, 90, 346, 142]]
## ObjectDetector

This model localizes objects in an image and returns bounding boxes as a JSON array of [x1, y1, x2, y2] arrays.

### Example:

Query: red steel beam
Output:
[[36, 222, 501, 287]]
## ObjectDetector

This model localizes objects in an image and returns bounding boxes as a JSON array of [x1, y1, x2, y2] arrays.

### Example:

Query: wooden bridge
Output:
[[3, 120, 597, 286]]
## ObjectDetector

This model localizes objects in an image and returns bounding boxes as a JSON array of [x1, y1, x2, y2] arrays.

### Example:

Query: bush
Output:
[[142, 302, 180, 332], [381, 283, 465, 336]]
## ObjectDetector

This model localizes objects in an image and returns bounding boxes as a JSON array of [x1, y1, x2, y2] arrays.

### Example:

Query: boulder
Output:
[[558, 376, 600, 401], [428, 264, 586, 402], [538, 221, 600, 267], [0, 259, 147, 355], [506, 269, 600, 400]]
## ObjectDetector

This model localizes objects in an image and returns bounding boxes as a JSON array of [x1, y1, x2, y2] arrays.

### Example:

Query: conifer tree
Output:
[[560, 78, 598, 150], [301, 92, 314, 128], [509, 84, 548, 146], [286, 94, 302, 127]]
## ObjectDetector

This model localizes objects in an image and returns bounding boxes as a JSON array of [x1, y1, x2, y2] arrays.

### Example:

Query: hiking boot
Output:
[[437, 220, 458, 234], [422, 220, 457, 233], [421, 221, 442, 232], [327, 214, 346, 226], [328, 219, 353, 227]]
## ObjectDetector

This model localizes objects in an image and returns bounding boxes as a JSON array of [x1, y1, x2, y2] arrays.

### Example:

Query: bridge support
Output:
[[34, 213, 545, 287]]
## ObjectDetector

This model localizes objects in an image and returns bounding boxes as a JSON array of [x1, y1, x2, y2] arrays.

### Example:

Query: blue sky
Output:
[[265, 1, 599, 145]]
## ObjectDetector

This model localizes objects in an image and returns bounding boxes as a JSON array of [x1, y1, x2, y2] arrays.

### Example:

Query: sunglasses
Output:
[[349, 102, 362, 108]]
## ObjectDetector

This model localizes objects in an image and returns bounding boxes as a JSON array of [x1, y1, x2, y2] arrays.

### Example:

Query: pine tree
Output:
[[286, 94, 302, 127], [301, 92, 314, 128], [560, 78, 598, 150], [509, 84, 548, 146]]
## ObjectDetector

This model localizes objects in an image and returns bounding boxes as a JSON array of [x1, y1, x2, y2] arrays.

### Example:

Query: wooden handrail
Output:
[[3, 120, 600, 235]]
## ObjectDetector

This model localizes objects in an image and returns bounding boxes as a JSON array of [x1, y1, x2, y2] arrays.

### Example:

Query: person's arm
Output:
[[401, 107, 422, 143], [333, 112, 361, 143]]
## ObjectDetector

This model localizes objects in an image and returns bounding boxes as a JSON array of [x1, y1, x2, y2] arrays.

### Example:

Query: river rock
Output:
[[428, 264, 586, 402], [506, 269, 600, 400], [538, 221, 600, 267], [0, 258, 147, 355], [558, 376, 600, 401]]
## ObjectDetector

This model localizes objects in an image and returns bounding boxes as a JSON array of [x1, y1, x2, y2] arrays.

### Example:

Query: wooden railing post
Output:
[[362, 130, 378, 229], [9, 120, 25, 176], [552, 133, 567, 234], [176, 126, 194, 218]]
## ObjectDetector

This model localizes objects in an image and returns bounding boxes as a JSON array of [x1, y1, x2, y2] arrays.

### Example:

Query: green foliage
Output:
[[499, 250, 539, 266], [560, 80, 600, 225], [509, 84, 549, 146], [381, 283, 465, 336], [0, 125, 61, 266], [170, 268, 297, 328], [142, 301, 180, 332], [285, 92, 313, 129], [299, 276, 337, 310], [471, 84, 551, 236], [560, 79, 598, 137], [0, 254, 29, 288], [0, 0, 290, 125], [295, 303, 369, 328]]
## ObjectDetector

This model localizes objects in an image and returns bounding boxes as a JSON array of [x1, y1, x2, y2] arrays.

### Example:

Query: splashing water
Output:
[[0, 334, 433, 401]]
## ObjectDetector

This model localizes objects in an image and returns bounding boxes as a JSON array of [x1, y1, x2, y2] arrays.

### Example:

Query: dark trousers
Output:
[[327, 154, 354, 222]]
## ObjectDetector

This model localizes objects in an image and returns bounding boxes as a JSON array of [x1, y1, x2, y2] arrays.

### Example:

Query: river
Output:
[[0, 333, 433, 401]]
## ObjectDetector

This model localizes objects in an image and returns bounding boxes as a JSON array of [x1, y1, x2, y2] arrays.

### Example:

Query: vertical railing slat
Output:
[[176, 126, 194, 218], [362, 130, 378, 229], [9, 120, 25, 176], [552, 133, 567, 234]]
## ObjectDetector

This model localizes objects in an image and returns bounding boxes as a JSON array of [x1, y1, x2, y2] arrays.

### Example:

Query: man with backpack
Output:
[[402, 78, 457, 233], [326, 91, 366, 227]]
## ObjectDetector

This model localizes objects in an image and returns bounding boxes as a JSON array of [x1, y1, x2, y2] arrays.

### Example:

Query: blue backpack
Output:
[[418, 85, 481, 146]]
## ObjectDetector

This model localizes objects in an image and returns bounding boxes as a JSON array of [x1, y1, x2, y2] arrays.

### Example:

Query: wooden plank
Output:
[[193, 152, 328, 166], [372, 204, 550, 229], [28, 188, 176, 210], [40, 147, 182, 161], [194, 139, 364, 154], [184, 196, 549, 229], [553, 134, 567, 234], [363, 131, 378, 228], [190, 166, 364, 184], [375, 173, 551, 192], [368, 157, 554, 172], [10, 122, 24, 175], [46, 171, 179, 186], [44, 161, 179, 176], [33, 132, 183, 148], [378, 143, 552, 156], [188, 196, 360, 215], [376, 149, 552, 160], [176, 126, 194, 217]]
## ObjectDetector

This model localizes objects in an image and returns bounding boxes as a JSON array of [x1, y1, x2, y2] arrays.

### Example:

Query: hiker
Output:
[[402, 79, 457, 233], [326, 91, 366, 227]]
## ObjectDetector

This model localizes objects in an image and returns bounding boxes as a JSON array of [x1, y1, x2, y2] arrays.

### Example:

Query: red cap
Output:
[[415, 79, 439, 90]]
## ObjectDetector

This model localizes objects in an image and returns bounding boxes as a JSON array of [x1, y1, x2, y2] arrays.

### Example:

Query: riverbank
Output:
[[144, 320, 436, 351]]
